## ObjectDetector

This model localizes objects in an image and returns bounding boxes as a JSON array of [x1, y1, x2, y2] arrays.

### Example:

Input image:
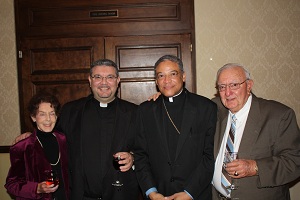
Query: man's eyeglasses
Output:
[[216, 79, 248, 92], [156, 71, 180, 80], [90, 74, 118, 82]]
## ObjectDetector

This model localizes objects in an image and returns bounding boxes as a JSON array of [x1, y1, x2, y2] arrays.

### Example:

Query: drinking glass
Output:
[[44, 170, 59, 186], [224, 151, 238, 190], [112, 154, 124, 187]]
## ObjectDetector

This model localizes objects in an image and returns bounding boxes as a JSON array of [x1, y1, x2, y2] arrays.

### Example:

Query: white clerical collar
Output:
[[99, 97, 115, 107], [99, 102, 108, 107], [168, 89, 183, 102]]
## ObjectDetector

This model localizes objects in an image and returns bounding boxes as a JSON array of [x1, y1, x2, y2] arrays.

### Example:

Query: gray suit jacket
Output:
[[212, 94, 300, 200]]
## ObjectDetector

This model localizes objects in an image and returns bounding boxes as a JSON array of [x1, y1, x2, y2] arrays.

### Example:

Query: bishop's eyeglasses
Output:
[[216, 79, 248, 92], [156, 71, 180, 80]]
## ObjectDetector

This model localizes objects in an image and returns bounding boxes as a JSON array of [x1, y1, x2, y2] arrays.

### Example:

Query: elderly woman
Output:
[[5, 92, 69, 200]]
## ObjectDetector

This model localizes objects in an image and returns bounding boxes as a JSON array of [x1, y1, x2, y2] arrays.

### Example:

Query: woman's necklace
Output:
[[36, 134, 61, 166]]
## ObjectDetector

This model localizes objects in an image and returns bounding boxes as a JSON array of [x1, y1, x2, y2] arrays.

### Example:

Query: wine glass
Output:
[[112, 154, 124, 187], [44, 170, 59, 186], [224, 151, 238, 190]]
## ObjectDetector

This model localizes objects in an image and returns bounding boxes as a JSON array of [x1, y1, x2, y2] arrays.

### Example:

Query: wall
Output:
[[0, 0, 19, 198], [0, 0, 299, 199], [0, 154, 12, 200], [0, 0, 20, 145], [194, 0, 300, 199]]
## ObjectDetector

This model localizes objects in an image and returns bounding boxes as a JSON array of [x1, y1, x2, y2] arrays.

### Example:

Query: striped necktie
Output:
[[221, 114, 237, 194]]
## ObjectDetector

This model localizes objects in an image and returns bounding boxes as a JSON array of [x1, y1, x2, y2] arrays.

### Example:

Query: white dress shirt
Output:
[[212, 95, 252, 197]]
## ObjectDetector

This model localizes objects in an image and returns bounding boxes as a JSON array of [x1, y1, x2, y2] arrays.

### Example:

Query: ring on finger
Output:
[[234, 171, 239, 176]]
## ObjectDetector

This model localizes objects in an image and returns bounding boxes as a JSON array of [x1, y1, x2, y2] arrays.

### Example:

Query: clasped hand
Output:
[[149, 192, 192, 200]]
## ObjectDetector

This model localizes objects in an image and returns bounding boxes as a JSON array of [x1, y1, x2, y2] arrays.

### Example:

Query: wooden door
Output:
[[19, 37, 104, 131], [14, 0, 195, 133], [105, 34, 194, 105]]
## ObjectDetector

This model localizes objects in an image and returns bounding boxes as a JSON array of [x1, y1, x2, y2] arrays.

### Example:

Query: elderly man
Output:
[[212, 63, 300, 200]]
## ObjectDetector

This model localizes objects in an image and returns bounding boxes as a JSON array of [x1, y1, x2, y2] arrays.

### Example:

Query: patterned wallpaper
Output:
[[195, 0, 300, 124], [194, 1, 300, 197], [0, 0, 20, 146]]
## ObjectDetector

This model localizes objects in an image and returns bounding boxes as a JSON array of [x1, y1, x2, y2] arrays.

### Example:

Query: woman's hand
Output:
[[37, 181, 59, 194]]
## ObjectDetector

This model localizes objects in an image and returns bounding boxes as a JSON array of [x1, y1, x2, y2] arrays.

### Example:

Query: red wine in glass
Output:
[[112, 155, 124, 187], [45, 170, 59, 186]]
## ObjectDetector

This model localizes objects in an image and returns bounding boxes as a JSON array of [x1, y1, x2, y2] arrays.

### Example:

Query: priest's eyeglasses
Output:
[[90, 74, 118, 82], [216, 79, 248, 92]]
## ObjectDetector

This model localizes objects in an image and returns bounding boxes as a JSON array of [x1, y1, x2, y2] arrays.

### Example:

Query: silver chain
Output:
[[162, 99, 181, 134], [36, 135, 61, 166]]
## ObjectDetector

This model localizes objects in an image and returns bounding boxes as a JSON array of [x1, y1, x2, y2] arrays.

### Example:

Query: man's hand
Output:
[[148, 92, 161, 101], [115, 152, 134, 172], [12, 132, 32, 145], [149, 191, 166, 200], [166, 192, 192, 200], [225, 159, 258, 178]]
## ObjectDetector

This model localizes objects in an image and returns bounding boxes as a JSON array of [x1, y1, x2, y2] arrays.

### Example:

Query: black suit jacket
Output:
[[134, 89, 217, 200], [212, 94, 300, 200], [56, 94, 139, 200]]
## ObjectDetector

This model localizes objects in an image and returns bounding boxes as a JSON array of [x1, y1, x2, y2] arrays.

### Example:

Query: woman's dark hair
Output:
[[28, 92, 61, 117]]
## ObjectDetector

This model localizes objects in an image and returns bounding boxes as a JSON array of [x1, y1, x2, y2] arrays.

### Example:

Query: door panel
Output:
[[105, 34, 194, 105], [14, 0, 195, 134], [19, 37, 104, 131], [15, 0, 193, 38]]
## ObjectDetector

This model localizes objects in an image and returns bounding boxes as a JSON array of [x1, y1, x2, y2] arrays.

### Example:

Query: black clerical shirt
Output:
[[162, 91, 185, 162], [81, 98, 117, 197]]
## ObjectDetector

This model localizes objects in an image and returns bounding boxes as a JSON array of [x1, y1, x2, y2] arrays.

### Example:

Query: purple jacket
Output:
[[5, 130, 69, 200]]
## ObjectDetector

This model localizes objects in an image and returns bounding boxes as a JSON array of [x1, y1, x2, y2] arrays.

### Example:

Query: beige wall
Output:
[[194, 1, 300, 199], [0, 0, 20, 145], [0, 0, 299, 199], [0, 154, 12, 200], [0, 0, 19, 198]]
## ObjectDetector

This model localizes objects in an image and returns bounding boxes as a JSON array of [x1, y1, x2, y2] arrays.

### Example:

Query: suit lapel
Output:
[[154, 97, 171, 161], [110, 100, 129, 152], [175, 93, 195, 160], [238, 95, 261, 158], [214, 113, 228, 158], [104, 99, 131, 177], [213, 95, 262, 159], [213, 97, 229, 158]]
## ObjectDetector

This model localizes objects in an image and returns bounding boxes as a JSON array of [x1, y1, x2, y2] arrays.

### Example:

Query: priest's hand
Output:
[[115, 152, 134, 172], [148, 92, 161, 101], [12, 132, 32, 145]]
